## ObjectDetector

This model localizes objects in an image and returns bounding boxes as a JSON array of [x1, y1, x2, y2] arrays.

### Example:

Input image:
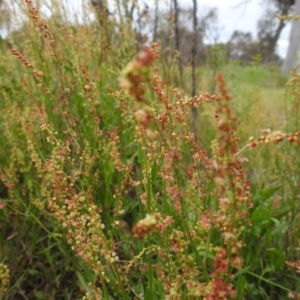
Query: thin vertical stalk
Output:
[[191, 0, 198, 139], [153, 0, 159, 42], [173, 0, 184, 89]]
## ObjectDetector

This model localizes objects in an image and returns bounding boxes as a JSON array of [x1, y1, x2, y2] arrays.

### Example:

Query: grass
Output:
[[0, 1, 300, 299]]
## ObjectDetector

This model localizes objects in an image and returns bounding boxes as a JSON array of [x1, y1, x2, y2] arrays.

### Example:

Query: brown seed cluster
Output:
[[248, 129, 300, 148]]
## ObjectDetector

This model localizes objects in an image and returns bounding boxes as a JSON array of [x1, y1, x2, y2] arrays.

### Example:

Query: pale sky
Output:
[[143, 0, 291, 58], [2, 0, 291, 58], [89, 0, 291, 58], [187, 0, 291, 58]]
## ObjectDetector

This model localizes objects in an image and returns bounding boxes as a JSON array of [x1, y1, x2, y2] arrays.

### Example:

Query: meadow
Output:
[[0, 1, 300, 299]]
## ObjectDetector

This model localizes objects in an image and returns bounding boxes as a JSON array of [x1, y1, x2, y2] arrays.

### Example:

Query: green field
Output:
[[0, 1, 300, 299]]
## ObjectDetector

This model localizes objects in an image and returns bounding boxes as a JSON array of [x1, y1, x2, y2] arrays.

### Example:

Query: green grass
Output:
[[0, 1, 300, 299]]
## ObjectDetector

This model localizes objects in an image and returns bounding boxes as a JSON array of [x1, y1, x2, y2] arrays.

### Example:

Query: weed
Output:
[[0, 1, 299, 299]]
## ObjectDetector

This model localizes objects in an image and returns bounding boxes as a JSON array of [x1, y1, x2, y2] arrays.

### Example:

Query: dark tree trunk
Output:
[[173, 0, 183, 87], [191, 0, 198, 139], [153, 0, 159, 42], [266, 4, 289, 62], [192, 0, 198, 98]]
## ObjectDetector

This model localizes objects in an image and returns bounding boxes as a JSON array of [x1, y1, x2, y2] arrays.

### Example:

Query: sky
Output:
[[197, 0, 291, 58], [2, 0, 291, 58], [147, 0, 291, 58], [86, 0, 292, 58]]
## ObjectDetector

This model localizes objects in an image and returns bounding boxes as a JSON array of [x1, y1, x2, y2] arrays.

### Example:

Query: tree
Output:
[[282, 0, 300, 75], [227, 30, 257, 61], [91, 0, 109, 26], [258, 0, 294, 62], [234, 0, 293, 63]]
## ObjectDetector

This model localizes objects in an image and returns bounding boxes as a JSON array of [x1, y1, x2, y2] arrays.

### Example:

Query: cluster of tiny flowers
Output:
[[186, 278, 236, 299], [0, 263, 9, 295], [120, 43, 159, 103], [25, 0, 53, 42], [80, 64, 100, 124], [83, 283, 102, 300], [117, 45, 251, 299], [286, 260, 300, 274], [248, 129, 300, 148], [11, 49, 34, 68], [118, 43, 163, 144], [133, 213, 173, 239], [214, 74, 251, 230], [0, 170, 15, 192], [288, 292, 300, 300], [11, 49, 53, 94]]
